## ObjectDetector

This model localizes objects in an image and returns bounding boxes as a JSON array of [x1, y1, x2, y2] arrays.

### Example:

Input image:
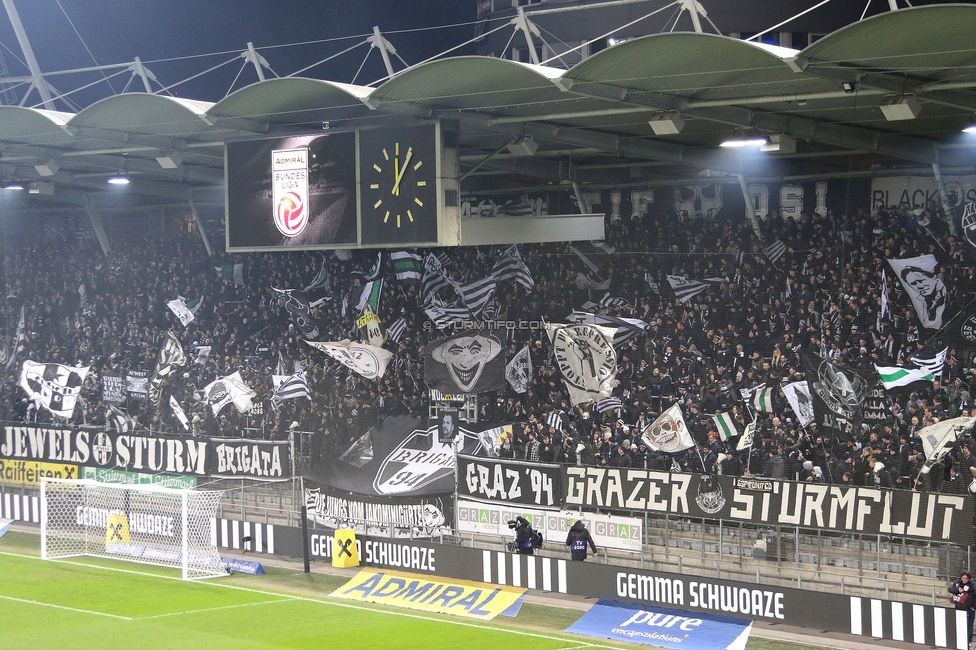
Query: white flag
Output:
[[887, 255, 946, 329], [641, 404, 695, 453], [545, 322, 617, 406], [167, 298, 195, 327], [919, 417, 974, 474], [305, 339, 392, 380], [204, 371, 256, 416], [20, 361, 90, 419], [737, 421, 757, 452], [169, 395, 190, 431], [875, 365, 935, 390], [782, 381, 815, 427], [505, 345, 533, 394]]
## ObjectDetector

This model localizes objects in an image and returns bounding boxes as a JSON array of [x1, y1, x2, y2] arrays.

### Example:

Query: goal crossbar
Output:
[[40, 477, 227, 581]]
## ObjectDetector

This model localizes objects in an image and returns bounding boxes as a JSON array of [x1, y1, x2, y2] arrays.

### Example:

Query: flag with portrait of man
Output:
[[887, 255, 946, 329]]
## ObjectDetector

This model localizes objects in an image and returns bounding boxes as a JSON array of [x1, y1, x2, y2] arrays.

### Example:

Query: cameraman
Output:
[[511, 516, 535, 555]]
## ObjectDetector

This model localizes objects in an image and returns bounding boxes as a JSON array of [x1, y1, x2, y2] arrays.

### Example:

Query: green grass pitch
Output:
[[0, 531, 822, 650]]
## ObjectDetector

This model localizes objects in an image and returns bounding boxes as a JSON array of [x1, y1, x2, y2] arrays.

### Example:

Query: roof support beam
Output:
[[1, 0, 55, 110]]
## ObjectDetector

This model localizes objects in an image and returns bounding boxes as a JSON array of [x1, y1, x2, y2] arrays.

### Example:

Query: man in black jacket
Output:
[[565, 520, 598, 561], [949, 570, 976, 647]]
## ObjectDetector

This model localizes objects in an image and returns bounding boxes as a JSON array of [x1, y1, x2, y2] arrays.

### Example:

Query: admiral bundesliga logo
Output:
[[272, 148, 309, 237]]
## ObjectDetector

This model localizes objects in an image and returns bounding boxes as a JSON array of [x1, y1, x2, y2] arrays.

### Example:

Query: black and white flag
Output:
[[569, 241, 614, 276], [961, 202, 976, 251], [20, 361, 90, 419], [545, 322, 617, 406], [271, 371, 311, 407], [305, 339, 393, 380], [424, 303, 470, 329], [571, 311, 647, 347], [546, 411, 565, 431], [6, 306, 24, 373], [782, 380, 815, 427], [911, 346, 948, 378], [504, 344, 532, 394], [644, 273, 660, 295], [204, 371, 256, 416], [166, 297, 195, 327], [457, 276, 496, 317], [491, 245, 534, 291], [425, 330, 506, 394], [887, 255, 946, 329], [169, 395, 190, 431], [666, 275, 724, 303], [919, 417, 975, 475], [421, 253, 451, 303], [194, 345, 211, 366], [302, 255, 330, 292], [595, 397, 623, 413], [387, 318, 408, 344], [801, 352, 874, 439], [273, 288, 320, 339], [106, 404, 139, 433], [763, 241, 787, 264], [146, 331, 186, 409]]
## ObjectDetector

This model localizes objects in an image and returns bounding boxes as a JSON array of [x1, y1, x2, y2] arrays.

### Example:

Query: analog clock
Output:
[[360, 124, 438, 245]]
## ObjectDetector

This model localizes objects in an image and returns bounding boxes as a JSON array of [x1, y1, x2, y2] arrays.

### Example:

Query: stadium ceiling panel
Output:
[[0, 5, 972, 206]]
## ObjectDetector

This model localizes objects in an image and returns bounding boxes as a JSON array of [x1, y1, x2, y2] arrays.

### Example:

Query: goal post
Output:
[[40, 477, 227, 581]]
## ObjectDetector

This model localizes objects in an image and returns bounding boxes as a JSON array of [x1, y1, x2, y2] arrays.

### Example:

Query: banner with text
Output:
[[457, 454, 562, 509], [456, 498, 643, 553], [0, 424, 290, 479], [561, 468, 973, 544]]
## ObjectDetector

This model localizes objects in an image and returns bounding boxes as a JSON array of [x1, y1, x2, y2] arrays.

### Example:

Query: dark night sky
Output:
[[0, 1, 477, 107]]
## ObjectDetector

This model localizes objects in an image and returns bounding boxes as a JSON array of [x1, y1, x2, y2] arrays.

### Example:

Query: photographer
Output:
[[509, 516, 536, 555]]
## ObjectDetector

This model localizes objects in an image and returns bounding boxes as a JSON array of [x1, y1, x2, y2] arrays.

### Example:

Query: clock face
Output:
[[360, 124, 438, 245]]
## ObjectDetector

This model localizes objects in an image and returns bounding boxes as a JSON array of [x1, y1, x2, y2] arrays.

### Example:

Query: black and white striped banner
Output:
[[210, 517, 275, 554], [1, 492, 39, 523], [850, 596, 968, 649], [481, 549, 567, 593]]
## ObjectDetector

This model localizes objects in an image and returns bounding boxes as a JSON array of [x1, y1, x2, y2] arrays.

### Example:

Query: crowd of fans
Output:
[[1, 196, 974, 494]]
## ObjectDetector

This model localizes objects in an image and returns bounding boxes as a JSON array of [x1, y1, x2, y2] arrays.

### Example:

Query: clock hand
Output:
[[391, 147, 413, 196]]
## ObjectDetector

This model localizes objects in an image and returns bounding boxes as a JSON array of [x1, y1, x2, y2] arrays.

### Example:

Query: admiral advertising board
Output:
[[561, 468, 973, 544], [0, 425, 290, 479]]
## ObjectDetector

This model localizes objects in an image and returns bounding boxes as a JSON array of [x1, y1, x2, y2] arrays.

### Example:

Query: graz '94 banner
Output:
[[561, 467, 973, 544], [0, 425, 290, 479], [456, 454, 562, 508]]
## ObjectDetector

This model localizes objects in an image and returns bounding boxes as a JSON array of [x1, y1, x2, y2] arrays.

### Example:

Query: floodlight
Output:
[[880, 96, 920, 121], [649, 112, 685, 135], [760, 134, 797, 153], [107, 175, 130, 185], [33, 160, 58, 177], [155, 151, 183, 169], [506, 135, 538, 157], [719, 137, 767, 148]]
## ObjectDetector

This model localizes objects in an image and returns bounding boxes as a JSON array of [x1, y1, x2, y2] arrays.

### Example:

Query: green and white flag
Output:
[[216, 263, 244, 286], [752, 387, 774, 412], [391, 251, 423, 282], [712, 412, 738, 441], [875, 365, 935, 390]]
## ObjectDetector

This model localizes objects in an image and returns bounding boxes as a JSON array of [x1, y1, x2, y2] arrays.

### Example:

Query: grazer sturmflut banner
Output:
[[561, 468, 973, 544], [304, 480, 452, 539], [0, 425, 291, 479], [456, 454, 562, 508], [309, 416, 501, 498]]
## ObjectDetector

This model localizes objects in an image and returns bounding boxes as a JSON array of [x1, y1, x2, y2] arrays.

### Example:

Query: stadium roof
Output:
[[0, 4, 973, 209]]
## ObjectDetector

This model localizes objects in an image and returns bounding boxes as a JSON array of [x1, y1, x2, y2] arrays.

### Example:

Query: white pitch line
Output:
[[0, 550, 624, 648], [138, 599, 291, 620], [0, 593, 133, 620]]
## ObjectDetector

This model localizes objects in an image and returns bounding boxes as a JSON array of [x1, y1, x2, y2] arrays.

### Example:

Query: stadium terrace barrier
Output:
[[272, 525, 971, 649]]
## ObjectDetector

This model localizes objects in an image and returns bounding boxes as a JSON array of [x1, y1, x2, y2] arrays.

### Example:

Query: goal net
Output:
[[40, 477, 227, 580]]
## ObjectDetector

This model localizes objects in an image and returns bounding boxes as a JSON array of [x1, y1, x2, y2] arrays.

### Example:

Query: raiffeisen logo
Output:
[[271, 148, 309, 237]]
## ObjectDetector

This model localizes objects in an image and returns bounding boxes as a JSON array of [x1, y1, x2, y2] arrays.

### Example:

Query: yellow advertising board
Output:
[[333, 568, 525, 620], [332, 528, 360, 568], [105, 513, 131, 546], [0, 459, 78, 486]]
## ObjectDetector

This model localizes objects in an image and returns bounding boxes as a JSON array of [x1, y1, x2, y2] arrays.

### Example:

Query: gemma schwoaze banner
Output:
[[0, 425, 290, 479], [334, 568, 524, 620], [562, 467, 973, 544]]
